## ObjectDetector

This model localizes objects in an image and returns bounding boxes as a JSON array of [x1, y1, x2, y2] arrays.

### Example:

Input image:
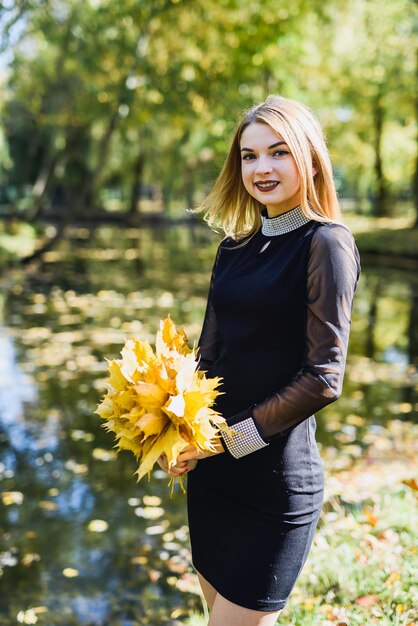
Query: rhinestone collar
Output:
[[261, 205, 310, 236]]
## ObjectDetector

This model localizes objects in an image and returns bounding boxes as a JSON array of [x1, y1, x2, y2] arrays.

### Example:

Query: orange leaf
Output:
[[355, 594, 380, 607], [403, 478, 418, 491], [363, 508, 379, 526]]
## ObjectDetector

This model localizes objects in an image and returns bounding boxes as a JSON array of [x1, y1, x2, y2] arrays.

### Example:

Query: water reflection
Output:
[[0, 225, 417, 625]]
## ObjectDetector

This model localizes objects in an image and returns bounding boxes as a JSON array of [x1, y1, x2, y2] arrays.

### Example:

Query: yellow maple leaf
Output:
[[135, 424, 187, 482], [107, 360, 127, 391], [121, 338, 156, 382], [134, 382, 169, 410], [95, 396, 114, 420], [145, 359, 177, 395], [113, 389, 136, 411], [174, 352, 198, 393], [156, 316, 191, 359], [136, 412, 169, 441]]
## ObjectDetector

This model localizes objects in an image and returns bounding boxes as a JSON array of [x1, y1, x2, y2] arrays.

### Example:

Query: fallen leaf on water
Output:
[[62, 568, 79, 577], [65, 460, 88, 474], [21, 553, 41, 567], [135, 506, 164, 520], [1, 491, 24, 506], [145, 523, 168, 535], [166, 556, 188, 575], [174, 572, 201, 595], [143, 495, 162, 506], [87, 519, 108, 533], [148, 569, 161, 583], [39, 501, 58, 511], [17, 609, 38, 624], [131, 556, 148, 565], [71, 429, 94, 442], [25, 531, 37, 539], [92, 448, 117, 462], [17, 607, 47, 623]]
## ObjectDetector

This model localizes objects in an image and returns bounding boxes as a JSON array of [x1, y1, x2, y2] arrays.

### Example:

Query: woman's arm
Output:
[[197, 243, 222, 373], [221, 224, 361, 458], [197, 300, 220, 373]]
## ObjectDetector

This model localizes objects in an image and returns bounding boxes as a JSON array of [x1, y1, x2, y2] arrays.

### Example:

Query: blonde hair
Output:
[[195, 95, 342, 240]]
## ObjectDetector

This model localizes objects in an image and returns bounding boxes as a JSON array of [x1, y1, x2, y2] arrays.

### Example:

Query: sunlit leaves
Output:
[[96, 315, 226, 487]]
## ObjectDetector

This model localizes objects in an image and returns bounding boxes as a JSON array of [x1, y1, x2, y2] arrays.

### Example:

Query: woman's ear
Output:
[[312, 162, 318, 176]]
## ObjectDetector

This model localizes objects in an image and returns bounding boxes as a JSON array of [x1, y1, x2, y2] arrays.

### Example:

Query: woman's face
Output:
[[240, 122, 301, 217]]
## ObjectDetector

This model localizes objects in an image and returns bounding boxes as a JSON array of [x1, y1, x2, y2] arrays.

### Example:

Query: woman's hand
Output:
[[176, 440, 225, 464], [157, 453, 197, 477], [157, 440, 224, 477]]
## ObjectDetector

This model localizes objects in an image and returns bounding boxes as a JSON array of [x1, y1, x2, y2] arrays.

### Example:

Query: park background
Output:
[[0, 0, 417, 625]]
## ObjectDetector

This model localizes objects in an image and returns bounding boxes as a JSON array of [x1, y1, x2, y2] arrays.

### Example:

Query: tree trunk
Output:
[[28, 149, 63, 220], [372, 93, 388, 217], [365, 276, 381, 360], [413, 51, 418, 227], [162, 183, 172, 214], [77, 110, 120, 211], [129, 150, 145, 216], [27, 15, 76, 213], [408, 283, 418, 367], [401, 281, 418, 407], [184, 165, 195, 211]]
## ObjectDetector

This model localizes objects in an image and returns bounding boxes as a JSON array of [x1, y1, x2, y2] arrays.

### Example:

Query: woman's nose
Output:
[[255, 156, 273, 175]]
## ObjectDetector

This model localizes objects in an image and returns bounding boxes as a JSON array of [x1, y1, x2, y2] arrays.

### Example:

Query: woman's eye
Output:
[[273, 150, 288, 157], [242, 154, 255, 160]]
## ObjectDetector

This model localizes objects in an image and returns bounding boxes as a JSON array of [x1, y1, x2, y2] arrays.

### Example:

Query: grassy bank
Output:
[[345, 215, 418, 261], [182, 420, 418, 626]]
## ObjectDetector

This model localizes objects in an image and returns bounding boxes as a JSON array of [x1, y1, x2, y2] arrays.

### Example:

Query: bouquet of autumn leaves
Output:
[[95, 316, 228, 493]]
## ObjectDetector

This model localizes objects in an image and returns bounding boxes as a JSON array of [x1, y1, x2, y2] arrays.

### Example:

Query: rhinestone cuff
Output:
[[261, 205, 310, 237], [221, 417, 269, 459]]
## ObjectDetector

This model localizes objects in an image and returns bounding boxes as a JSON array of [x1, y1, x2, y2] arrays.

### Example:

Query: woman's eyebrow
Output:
[[240, 141, 287, 152]]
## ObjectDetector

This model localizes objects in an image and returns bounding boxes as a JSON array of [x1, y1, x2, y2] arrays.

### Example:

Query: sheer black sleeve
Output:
[[225, 223, 361, 447], [197, 243, 222, 373]]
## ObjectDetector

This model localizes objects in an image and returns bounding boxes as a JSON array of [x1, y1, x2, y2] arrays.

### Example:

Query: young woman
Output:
[[158, 95, 360, 625]]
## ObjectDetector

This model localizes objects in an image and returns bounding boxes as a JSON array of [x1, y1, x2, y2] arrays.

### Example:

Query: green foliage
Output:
[[0, 0, 416, 216]]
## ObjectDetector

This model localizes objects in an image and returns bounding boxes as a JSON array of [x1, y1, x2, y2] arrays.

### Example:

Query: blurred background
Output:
[[0, 1, 417, 625]]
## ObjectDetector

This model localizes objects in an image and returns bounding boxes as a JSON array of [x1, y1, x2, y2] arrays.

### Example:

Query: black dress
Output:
[[187, 208, 361, 612]]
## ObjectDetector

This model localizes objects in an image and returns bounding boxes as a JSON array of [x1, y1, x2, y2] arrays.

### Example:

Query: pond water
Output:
[[0, 224, 417, 625]]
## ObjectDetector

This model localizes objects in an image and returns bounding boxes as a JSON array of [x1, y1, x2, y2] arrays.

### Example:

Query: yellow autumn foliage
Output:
[[95, 316, 227, 490]]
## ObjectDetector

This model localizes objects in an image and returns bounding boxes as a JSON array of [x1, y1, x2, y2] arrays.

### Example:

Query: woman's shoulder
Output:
[[310, 220, 357, 249], [309, 221, 360, 274], [218, 233, 254, 251]]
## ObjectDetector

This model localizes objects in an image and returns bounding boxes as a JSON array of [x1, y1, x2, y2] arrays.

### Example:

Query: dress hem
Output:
[[192, 563, 288, 612]]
